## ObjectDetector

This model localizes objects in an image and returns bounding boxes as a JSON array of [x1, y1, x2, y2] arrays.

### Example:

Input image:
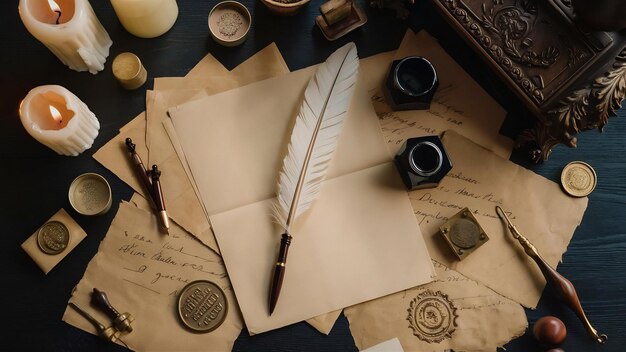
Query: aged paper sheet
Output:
[[92, 50, 227, 202], [168, 52, 395, 215], [169, 52, 435, 334], [345, 260, 527, 352], [62, 200, 243, 351], [307, 28, 517, 335], [93, 44, 289, 253], [411, 131, 587, 308], [152, 42, 288, 92]]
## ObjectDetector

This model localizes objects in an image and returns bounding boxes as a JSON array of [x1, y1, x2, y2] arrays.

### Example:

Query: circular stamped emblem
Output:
[[37, 221, 70, 255], [177, 280, 228, 333], [561, 161, 596, 197], [407, 289, 457, 343]]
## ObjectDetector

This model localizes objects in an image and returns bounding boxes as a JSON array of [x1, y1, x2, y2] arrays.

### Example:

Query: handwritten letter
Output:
[[404, 131, 587, 307], [62, 201, 242, 351]]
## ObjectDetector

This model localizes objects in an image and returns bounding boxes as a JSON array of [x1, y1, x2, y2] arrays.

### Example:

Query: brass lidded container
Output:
[[68, 173, 112, 216], [112, 52, 147, 90]]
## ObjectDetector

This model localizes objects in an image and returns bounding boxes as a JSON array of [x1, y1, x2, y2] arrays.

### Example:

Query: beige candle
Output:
[[19, 85, 99, 156], [110, 0, 178, 38]]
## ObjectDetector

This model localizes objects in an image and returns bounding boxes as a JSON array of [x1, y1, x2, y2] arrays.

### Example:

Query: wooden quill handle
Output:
[[496, 206, 607, 344], [268, 233, 292, 315]]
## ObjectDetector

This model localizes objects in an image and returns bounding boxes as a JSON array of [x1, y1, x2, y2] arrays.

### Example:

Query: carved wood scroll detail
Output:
[[435, 0, 624, 163], [440, 0, 546, 104], [517, 47, 626, 162]]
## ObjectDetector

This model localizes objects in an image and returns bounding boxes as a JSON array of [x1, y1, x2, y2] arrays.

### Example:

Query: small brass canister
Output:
[[68, 173, 112, 216], [112, 52, 147, 90], [440, 208, 489, 260]]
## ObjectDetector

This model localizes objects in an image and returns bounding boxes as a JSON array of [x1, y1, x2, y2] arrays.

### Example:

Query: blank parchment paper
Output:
[[169, 52, 436, 334]]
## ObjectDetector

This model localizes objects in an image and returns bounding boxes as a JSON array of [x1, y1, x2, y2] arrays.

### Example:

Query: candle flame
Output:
[[48, 0, 61, 13], [49, 105, 62, 124]]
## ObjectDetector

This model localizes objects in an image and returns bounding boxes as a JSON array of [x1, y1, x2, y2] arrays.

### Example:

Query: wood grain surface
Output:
[[1, 1, 624, 351]]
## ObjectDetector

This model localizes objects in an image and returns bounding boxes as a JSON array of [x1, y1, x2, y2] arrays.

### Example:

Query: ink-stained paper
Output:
[[345, 260, 527, 352], [305, 28, 516, 335], [93, 44, 290, 254], [169, 52, 436, 334], [412, 131, 587, 307], [62, 200, 243, 351]]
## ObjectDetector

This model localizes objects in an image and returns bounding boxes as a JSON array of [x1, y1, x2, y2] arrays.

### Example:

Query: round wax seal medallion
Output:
[[178, 280, 228, 333], [37, 220, 70, 255], [69, 173, 112, 216], [560, 161, 597, 197]]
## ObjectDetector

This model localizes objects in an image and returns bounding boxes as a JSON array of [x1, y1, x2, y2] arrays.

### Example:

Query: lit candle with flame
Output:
[[19, 85, 99, 156], [18, 0, 112, 74], [49, 106, 63, 125], [47, 0, 62, 24]]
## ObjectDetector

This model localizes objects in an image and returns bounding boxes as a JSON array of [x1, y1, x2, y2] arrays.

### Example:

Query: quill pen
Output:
[[268, 42, 359, 314]]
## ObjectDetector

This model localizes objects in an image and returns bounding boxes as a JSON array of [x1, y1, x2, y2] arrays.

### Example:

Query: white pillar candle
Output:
[[110, 0, 178, 38], [19, 85, 100, 156], [19, 0, 112, 74]]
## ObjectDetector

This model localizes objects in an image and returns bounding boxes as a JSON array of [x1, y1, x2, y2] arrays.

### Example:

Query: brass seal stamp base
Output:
[[439, 207, 489, 260]]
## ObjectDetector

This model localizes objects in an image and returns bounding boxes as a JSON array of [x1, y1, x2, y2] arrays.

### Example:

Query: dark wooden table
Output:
[[1, 1, 624, 351]]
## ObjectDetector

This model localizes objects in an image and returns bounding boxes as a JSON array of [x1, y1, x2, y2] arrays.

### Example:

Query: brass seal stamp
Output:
[[407, 289, 458, 343], [440, 208, 489, 260]]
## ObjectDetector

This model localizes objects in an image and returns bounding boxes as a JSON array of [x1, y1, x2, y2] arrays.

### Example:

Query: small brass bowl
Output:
[[260, 0, 310, 16], [69, 173, 112, 216], [209, 1, 252, 47]]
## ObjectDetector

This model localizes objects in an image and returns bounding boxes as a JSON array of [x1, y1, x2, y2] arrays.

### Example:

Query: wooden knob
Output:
[[91, 288, 120, 320], [533, 316, 567, 347], [546, 349, 565, 352]]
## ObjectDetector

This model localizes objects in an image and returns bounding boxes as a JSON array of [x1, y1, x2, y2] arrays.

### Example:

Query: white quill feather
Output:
[[274, 42, 359, 232]]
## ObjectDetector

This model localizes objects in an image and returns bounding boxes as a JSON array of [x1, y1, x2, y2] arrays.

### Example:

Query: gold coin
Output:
[[37, 221, 70, 255], [561, 161, 597, 197], [177, 280, 228, 333]]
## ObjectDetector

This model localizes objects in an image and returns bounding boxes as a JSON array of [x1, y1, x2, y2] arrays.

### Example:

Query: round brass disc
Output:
[[177, 280, 228, 333], [449, 218, 480, 249], [37, 221, 70, 255], [561, 161, 597, 197]]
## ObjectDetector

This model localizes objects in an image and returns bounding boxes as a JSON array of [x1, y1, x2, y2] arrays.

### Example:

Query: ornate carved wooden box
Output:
[[431, 0, 626, 161]]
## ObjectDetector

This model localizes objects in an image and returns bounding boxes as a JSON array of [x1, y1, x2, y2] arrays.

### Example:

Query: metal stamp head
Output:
[[439, 207, 489, 260], [394, 135, 452, 190], [383, 56, 439, 111]]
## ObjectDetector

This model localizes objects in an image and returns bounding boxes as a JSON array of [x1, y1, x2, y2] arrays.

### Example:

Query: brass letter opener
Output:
[[496, 206, 607, 344]]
